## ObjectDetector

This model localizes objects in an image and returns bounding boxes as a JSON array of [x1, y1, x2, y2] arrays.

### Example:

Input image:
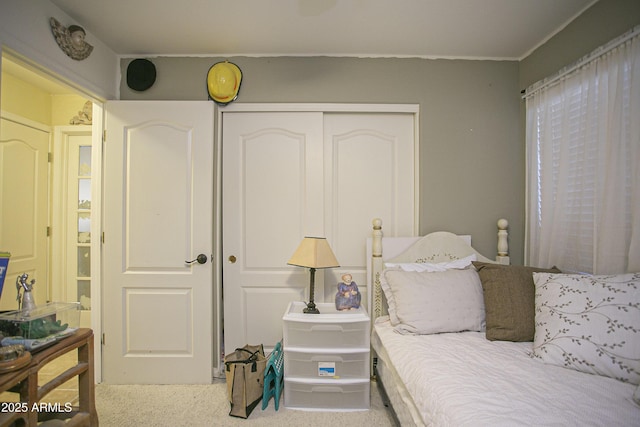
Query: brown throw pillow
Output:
[[472, 262, 561, 342]]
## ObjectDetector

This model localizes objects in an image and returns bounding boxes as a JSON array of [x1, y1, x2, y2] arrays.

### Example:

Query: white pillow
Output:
[[380, 268, 485, 335], [532, 272, 640, 385], [385, 254, 476, 272]]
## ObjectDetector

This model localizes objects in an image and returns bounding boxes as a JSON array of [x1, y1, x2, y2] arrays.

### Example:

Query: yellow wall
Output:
[[1, 72, 51, 125], [1, 72, 89, 127], [51, 95, 91, 126]]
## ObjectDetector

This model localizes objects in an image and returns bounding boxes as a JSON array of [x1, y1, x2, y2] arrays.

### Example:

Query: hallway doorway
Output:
[[0, 53, 101, 336]]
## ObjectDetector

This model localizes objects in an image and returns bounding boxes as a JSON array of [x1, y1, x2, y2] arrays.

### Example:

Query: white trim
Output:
[[212, 102, 223, 379], [0, 110, 50, 133], [412, 108, 420, 235], [218, 103, 419, 114], [90, 103, 103, 383]]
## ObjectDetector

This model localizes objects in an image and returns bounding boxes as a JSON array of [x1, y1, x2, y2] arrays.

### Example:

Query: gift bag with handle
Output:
[[224, 344, 267, 418]]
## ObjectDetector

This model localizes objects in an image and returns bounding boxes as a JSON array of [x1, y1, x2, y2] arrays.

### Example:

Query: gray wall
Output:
[[520, 0, 640, 90], [119, 0, 640, 265], [121, 57, 522, 263]]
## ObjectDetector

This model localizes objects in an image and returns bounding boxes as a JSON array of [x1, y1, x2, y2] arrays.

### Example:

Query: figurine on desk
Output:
[[16, 272, 37, 312], [335, 273, 361, 311]]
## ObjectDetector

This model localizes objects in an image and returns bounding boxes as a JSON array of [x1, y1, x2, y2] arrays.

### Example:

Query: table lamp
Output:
[[287, 237, 340, 314]]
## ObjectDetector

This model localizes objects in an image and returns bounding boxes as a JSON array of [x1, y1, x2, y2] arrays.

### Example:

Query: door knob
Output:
[[186, 254, 208, 265]]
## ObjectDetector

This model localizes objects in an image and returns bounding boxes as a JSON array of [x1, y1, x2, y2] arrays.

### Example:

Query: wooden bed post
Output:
[[496, 218, 510, 265]]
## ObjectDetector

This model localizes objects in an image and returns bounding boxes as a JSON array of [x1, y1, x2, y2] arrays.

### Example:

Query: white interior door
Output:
[[103, 101, 214, 384], [0, 115, 49, 310], [221, 107, 416, 358], [51, 126, 93, 328]]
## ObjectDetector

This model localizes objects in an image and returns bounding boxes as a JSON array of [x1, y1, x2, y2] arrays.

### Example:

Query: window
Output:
[[525, 28, 639, 274]]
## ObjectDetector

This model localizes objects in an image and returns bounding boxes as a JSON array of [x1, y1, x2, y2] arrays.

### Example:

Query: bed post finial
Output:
[[497, 218, 509, 264]]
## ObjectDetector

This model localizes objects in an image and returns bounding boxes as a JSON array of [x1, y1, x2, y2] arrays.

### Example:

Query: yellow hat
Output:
[[207, 61, 242, 105]]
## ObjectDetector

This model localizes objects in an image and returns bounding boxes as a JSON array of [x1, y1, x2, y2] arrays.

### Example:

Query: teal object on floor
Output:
[[262, 340, 284, 410]]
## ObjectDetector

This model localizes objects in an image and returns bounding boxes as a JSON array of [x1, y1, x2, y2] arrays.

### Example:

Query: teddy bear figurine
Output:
[[335, 273, 361, 311]]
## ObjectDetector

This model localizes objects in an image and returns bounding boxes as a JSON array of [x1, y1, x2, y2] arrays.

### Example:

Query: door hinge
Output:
[[46, 226, 51, 237], [48, 152, 53, 163], [102, 232, 105, 244], [103, 129, 107, 142], [102, 333, 106, 345]]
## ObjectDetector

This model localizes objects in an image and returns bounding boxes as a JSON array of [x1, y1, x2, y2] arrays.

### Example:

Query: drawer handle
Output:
[[311, 386, 343, 393], [311, 356, 343, 362], [310, 325, 342, 332]]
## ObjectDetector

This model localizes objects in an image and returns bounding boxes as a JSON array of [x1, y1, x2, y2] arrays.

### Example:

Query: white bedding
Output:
[[372, 316, 640, 427]]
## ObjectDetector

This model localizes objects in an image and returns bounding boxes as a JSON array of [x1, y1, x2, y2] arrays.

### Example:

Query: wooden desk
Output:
[[0, 328, 98, 426]]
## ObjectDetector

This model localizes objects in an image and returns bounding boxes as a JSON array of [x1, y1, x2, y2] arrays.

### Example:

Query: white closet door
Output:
[[222, 109, 415, 356], [222, 112, 324, 355], [322, 113, 416, 304]]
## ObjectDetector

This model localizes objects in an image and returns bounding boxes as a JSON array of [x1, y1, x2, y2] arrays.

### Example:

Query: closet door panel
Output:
[[323, 113, 416, 303], [222, 112, 324, 355], [243, 132, 303, 267]]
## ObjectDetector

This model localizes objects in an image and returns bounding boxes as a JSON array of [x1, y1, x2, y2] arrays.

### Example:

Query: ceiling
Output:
[[50, 0, 596, 60]]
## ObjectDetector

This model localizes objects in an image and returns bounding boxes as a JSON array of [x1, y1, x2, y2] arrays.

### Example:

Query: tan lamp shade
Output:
[[287, 237, 339, 269]]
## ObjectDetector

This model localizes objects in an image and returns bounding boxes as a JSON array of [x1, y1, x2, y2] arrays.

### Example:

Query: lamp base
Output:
[[303, 301, 320, 314], [303, 268, 320, 313]]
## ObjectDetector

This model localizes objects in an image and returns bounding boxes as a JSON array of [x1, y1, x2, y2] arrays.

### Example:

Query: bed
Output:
[[366, 218, 640, 426]]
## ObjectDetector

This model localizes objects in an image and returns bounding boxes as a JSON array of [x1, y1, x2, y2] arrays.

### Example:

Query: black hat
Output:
[[127, 59, 156, 91]]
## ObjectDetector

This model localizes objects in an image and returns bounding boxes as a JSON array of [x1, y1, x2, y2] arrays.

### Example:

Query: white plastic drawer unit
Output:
[[284, 378, 370, 411], [282, 302, 370, 349], [282, 301, 371, 411], [284, 348, 369, 379]]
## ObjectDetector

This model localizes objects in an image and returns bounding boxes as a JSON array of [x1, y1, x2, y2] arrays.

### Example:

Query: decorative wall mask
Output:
[[70, 101, 93, 125], [50, 17, 93, 61]]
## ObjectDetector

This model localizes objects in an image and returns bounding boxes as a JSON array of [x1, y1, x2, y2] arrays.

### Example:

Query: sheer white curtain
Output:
[[525, 27, 640, 274]]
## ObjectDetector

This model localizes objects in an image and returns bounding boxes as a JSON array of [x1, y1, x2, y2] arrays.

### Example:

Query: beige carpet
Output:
[[95, 379, 396, 426]]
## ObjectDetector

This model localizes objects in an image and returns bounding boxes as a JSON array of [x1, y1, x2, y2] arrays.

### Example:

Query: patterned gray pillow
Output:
[[532, 272, 640, 385]]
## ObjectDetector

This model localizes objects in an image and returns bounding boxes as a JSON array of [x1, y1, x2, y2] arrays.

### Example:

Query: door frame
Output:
[[214, 102, 419, 377]]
